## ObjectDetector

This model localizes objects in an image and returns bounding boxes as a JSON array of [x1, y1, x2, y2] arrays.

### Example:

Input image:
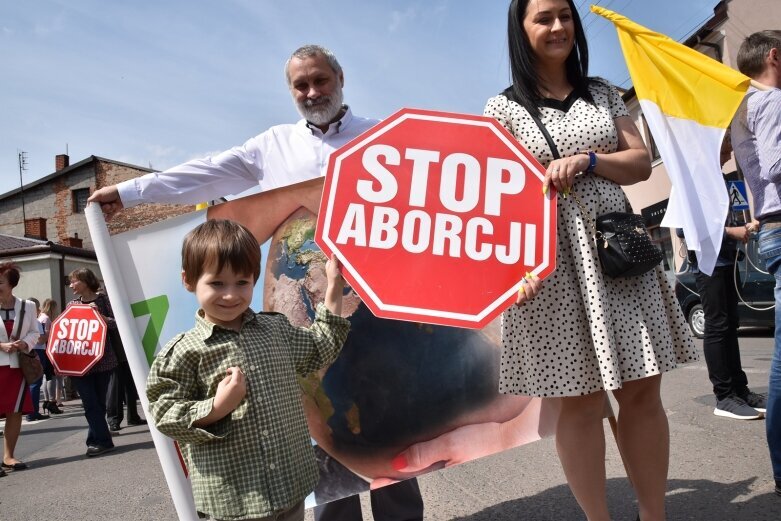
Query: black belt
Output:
[[760, 213, 781, 224]]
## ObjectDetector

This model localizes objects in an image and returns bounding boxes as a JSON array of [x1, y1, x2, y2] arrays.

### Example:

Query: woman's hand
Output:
[[516, 273, 543, 306], [377, 396, 548, 486], [2, 340, 27, 353], [369, 423, 509, 490], [542, 154, 589, 196], [392, 422, 506, 475]]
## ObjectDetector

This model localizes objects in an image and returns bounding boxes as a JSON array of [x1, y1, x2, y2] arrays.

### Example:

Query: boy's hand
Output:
[[324, 254, 345, 316], [325, 254, 345, 288], [192, 367, 247, 428], [214, 366, 247, 414]]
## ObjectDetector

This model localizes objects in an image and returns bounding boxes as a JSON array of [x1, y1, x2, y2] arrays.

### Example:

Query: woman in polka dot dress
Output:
[[484, 1, 698, 520]]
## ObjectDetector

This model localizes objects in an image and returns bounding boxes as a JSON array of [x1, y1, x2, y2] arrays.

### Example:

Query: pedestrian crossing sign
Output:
[[728, 181, 749, 211]]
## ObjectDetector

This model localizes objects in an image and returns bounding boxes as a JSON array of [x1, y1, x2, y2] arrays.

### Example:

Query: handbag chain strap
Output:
[[520, 97, 648, 259], [571, 192, 601, 245], [525, 107, 600, 244]]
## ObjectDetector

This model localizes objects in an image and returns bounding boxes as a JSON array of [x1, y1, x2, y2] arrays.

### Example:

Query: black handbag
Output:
[[526, 109, 664, 278], [594, 212, 665, 277]]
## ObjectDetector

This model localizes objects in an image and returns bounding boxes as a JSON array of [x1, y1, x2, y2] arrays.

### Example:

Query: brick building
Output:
[[0, 154, 193, 309], [0, 154, 192, 249]]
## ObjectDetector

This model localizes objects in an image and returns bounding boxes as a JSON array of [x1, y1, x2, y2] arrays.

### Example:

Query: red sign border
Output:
[[316, 107, 557, 328], [46, 304, 108, 376]]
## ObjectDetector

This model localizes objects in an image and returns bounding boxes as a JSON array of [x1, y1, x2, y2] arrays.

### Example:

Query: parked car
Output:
[[674, 237, 775, 338]]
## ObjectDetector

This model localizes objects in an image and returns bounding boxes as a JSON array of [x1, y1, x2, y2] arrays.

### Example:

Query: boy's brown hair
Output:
[[182, 219, 261, 286]]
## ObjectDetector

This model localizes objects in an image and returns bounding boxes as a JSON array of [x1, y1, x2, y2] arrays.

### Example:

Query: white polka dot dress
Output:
[[484, 80, 698, 397]]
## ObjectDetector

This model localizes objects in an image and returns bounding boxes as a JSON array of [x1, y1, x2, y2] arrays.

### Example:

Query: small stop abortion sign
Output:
[[316, 108, 557, 329], [47, 304, 107, 376]]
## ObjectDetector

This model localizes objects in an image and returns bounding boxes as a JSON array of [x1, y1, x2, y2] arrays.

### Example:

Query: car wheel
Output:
[[687, 304, 705, 338]]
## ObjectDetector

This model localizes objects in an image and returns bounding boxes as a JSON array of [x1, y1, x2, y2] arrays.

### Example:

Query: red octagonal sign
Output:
[[316, 108, 557, 329], [46, 304, 107, 376]]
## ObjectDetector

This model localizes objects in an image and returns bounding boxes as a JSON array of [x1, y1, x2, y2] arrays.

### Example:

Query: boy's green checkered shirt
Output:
[[146, 303, 350, 520]]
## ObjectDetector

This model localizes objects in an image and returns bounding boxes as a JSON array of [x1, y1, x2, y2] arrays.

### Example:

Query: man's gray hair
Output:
[[285, 45, 343, 85]]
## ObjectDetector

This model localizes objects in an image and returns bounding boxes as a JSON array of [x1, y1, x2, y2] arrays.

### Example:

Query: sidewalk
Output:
[[0, 335, 778, 520], [0, 399, 173, 519]]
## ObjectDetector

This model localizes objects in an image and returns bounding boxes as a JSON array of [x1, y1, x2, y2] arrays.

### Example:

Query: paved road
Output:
[[1, 332, 777, 520]]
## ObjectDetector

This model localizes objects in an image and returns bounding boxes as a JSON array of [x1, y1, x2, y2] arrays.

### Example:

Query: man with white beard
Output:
[[89, 45, 424, 521], [90, 45, 376, 212]]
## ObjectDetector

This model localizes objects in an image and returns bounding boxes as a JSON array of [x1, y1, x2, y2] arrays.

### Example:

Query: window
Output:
[[72, 188, 90, 214], [648, 225, 674, 273], [641, 115, 661, 162]]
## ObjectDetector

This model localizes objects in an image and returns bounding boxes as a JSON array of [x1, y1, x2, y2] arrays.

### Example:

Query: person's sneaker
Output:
[[739, 390, 768, 413], [108, 423, 121, 432], [86, 445, 115, 457], [714, 395, 763, 419]]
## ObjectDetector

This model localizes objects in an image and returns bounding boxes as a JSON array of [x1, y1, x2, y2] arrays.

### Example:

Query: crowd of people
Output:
[[0, 263, 147, 478], [87, 2, 778, 519], [0, 0, 777, 519]]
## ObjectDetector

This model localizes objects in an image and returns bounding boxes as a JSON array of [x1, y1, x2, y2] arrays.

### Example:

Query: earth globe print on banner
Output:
[[206, 177, 555, 503]]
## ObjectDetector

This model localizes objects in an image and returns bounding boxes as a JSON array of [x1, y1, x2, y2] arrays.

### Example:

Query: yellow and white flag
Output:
[[592, 5, 751, 275]]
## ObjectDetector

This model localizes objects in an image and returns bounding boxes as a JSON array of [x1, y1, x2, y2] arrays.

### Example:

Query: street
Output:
[[0, 332, 777, 520]]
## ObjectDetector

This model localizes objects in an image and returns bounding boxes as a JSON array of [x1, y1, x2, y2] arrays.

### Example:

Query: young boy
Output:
[[146, 219, 349, 521]]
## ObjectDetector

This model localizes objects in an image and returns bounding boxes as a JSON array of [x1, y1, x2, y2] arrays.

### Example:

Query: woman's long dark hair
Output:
[[506, 0, 593, 117]]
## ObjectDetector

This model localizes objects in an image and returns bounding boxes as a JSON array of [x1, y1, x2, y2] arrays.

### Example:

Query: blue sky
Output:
[[1, 0, 722, 197]]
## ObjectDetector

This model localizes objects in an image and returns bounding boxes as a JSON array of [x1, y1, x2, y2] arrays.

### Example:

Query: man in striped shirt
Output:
[[730, 29, 781, 498]]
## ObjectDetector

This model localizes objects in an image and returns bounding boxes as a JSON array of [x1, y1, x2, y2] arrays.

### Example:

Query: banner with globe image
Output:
[[88, 178, 560, 515]]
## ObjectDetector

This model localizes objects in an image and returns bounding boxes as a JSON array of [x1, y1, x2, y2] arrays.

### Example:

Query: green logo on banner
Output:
[[131, 295, 169, 365]]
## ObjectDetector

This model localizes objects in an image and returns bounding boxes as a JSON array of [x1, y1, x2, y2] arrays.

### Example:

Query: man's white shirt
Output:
[[117, 107, 378, 207]]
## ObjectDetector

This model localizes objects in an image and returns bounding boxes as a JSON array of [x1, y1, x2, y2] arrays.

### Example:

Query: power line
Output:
[[587, 0, 636, 40], [669, 10, 715, 43]]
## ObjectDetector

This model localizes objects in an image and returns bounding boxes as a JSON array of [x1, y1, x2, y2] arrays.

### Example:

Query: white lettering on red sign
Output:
[[337, 145, 537, 265], [54, 318, 102, 342], [53, 339, 100, 356]]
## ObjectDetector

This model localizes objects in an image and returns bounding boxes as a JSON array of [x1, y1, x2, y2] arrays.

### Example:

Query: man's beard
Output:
[[296, 83, 344, 126]]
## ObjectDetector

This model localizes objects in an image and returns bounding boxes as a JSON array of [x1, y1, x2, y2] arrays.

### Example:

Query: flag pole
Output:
[[85, 203, 199, 520], [750, 79, 772, 91]]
